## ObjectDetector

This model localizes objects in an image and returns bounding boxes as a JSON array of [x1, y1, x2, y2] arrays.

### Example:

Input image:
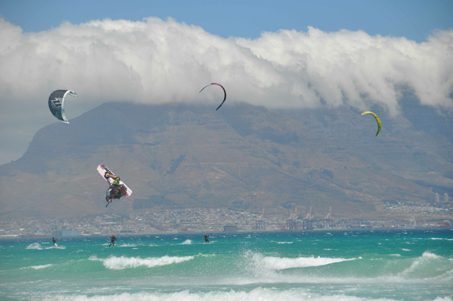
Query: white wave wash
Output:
[[21, 264, 53, 270], [89, 255, 195, 270], [36, 287, 397, 301], [26, 243, 43, 250], [252, 253, 357, 270], [118, 244, 137, 248], [46, 245, 66, 249], [1, 17, 453, 164], [181, 239, 192, 245]]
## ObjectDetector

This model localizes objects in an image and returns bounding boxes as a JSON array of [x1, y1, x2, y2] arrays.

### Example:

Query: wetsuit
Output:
[[109, 235, 117, 247], [204, 235, 209, 243], [107, 176, 125, 200], [52, 237, 58, 247]]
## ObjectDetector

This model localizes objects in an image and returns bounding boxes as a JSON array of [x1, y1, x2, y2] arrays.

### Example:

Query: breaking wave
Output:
[[21, 264, 53, 270], [250, 252, 357, 271], [26, 243, 43, 250], [89, 255, 195, 270], [27, 287, 403, 301], [399, 252, 453, 279]]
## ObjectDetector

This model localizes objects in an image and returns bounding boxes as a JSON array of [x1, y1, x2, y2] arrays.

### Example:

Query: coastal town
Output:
[[1, 196, 451, 238]]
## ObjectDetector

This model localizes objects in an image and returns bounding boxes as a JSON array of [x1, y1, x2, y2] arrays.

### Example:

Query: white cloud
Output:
[[0, 17, 452, 164]]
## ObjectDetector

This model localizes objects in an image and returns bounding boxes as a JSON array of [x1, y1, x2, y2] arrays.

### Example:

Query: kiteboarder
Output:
[[109, 235, 117, 247], [105, 172, 127, 203], [204, 234, 210, 243], [52, 237, 58, 247]]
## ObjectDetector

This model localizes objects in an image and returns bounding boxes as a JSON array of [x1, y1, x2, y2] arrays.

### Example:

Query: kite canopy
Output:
[[199, 83, 227, 110], [48, 90, 78, 124], [361, 111, 382, 136]]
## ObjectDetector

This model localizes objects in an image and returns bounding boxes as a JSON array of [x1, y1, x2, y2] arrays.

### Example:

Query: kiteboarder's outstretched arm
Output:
[[105, 173, 120, 183]]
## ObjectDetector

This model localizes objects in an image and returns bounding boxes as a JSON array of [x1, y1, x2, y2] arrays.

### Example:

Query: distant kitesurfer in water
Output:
[[204, 234, 210, 243], [109, 234, 117, 247], [52, 237, 58, 247], [105, 173, 127, 203]]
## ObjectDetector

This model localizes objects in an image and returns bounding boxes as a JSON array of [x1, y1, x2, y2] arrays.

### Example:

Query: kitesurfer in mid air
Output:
[[204, 234, 210, 243], [109, 235, 117, 247], [52, 237, 58, 247], [105, 172, 127, 203]]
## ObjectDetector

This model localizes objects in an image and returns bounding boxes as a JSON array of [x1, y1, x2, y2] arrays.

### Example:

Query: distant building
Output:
[[444, 193, 449, 203], [435, 193, 440, 203], [223, 225, 238, 232], [256, 219, 265, 230]]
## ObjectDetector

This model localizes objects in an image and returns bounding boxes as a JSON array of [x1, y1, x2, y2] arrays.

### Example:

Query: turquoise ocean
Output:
[[1, 229, 452, 300]]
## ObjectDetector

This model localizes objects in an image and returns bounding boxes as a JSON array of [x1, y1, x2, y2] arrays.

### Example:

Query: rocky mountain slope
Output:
[[1, 101, 452, 219]]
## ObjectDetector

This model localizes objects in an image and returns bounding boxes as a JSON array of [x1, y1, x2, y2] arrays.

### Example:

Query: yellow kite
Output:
[[361, 111, 381, 136]]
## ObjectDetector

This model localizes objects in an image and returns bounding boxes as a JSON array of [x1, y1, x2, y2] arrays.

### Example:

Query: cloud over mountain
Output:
[[1, 17, 452, 164]]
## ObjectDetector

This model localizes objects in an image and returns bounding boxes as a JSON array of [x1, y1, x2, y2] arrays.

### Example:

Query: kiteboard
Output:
[[97, 164, 132, 197]]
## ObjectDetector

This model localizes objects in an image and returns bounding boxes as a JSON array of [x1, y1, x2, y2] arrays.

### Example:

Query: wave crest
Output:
[[89, 255, 195, 270], [251, 252, 356, 270], [399, 251, 452, 279], [26, 243, 42, 250], [21, 264, 53, 270]]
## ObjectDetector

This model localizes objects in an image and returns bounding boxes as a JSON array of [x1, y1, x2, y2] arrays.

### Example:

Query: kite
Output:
[[361, 111, 382, 136], [199, 83, 227, 110], [48, 90, 78, 124]]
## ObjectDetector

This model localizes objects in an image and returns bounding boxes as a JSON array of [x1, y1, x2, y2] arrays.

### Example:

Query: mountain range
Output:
[[1, 100, 452, 220]]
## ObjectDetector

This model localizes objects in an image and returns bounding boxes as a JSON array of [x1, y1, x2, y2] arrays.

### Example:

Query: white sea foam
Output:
[[402, 249, 411, 251], [37, 287, 383, 301], [45, 245, 66, 249], [251, 253, 356, 270], [21, 264, 53, 270], [433, 297, 453, 301], [181, 239, 192, 245], [26, 243, 43, 250], [277, 242, 293, 244], [89, 255, 195, 270], [118, 244, 137, 248]]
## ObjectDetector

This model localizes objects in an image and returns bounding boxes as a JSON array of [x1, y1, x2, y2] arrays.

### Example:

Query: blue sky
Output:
[[1, 0, 452, 42]]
